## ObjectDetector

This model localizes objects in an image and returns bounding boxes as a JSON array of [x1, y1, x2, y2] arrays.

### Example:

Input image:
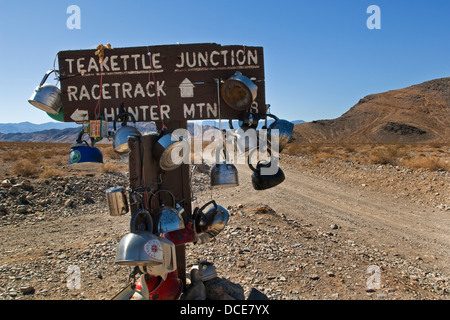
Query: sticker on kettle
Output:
[[143, 239, 163, 261], [70, 150, 81, 164]]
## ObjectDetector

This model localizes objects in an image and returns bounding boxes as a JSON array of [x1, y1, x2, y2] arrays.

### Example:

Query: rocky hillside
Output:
[[292, 77, 450, 143]]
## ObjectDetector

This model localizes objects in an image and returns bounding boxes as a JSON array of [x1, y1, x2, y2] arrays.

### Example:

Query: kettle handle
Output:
[[247, 147, 273, 172], [215, 145, 232, 164], [149, 189, 176, 210], [228, 119, 235, 130], [39, 70, 59, 88], [266, 113, 279, 122], [198, 200, 217, 215], [130, 209, 153, 233], [113, 103, 137, 130]]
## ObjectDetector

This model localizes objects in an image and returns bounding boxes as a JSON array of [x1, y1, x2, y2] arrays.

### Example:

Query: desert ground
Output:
[[0, 141, 448, 300]]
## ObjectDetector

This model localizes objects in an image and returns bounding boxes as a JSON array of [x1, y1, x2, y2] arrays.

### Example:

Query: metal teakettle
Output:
[[115, 209, 160, 267], [265, 114, 294, 153], [248, 151, 285, 190], [149, 189, 185, 234], [113, 107, 141, 155], [28, 70, 62, 115], [69, 131, 103, 170], [194, 200, 230, 244]]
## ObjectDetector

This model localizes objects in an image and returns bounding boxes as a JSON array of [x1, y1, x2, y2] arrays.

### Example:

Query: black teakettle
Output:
[[248, 151, 285, 190]]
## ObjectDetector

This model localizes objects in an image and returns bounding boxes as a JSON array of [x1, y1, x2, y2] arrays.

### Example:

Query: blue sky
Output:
[[0, 0, 449, 124]]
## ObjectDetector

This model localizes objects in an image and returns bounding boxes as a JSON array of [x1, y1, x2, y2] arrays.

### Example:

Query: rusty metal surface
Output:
[[58, 43, 265, 123]]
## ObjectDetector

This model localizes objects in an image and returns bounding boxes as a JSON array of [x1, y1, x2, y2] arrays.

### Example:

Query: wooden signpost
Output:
[[57, 43, 266, 290], [58, 43, 266, 123]]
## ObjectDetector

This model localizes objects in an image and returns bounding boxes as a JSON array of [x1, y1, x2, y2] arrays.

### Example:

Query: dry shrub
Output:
[[14, 159, 39, 177], [368, 145, 406, 166], [312, 157, 324, 164], [39, 167, 64, 179], [401, 157, 449, 171], [2, 150, 22, 162], [101, 147, 121, 160], [283, 143, 308, 156], [101, 162, 121, 173]]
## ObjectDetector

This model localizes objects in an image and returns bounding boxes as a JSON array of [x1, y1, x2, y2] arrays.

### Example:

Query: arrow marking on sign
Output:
[[70, 109, 89, 121]]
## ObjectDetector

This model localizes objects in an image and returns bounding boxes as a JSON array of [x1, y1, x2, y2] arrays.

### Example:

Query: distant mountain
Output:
[[201, 119, 304, 130], [0, 127, 82, 143], [292, 78, 450, 144], [0, 118, 303, 143], [0, 122, 79, 134], [0, 121, 216, 143]]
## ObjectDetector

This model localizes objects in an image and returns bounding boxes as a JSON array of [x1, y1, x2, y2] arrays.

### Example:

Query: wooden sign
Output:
[[58, 43, 266, 123]]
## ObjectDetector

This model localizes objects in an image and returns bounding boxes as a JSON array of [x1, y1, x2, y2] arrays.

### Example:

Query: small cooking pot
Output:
[[221, 71, 257, 111], [28, 70, 62, 115], [210, 147, 239, 188], [116, 210, 164, 267]]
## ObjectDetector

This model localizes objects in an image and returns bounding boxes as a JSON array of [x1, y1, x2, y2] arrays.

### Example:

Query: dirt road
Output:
[[0, 156, 449, 300], [214, 163, 450, 272]]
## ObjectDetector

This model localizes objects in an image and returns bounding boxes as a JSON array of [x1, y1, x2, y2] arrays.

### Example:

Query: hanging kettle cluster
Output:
[[220, 72, 294, 191], [108, 188, 230, 300], [105, 114, 231, 300]]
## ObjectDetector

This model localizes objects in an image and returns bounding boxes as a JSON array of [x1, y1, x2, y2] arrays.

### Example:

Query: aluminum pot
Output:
[[221, 71, 257, 111], [116, 209, 166, 267], [106, 186, 129, 216], [28, 70, 62, 115], [210, 147, 239, 188]]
